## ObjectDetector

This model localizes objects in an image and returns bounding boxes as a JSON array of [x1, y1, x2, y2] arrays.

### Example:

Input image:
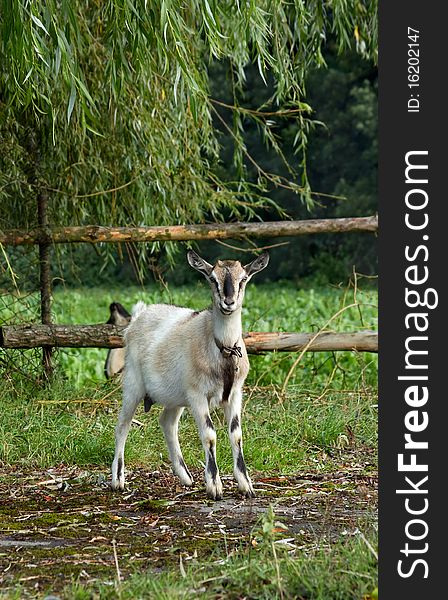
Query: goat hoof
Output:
[[237, 483, 255, 498], [178, 474, 194, 487], [111, 479, 125, 491], [207, 491, 222, 501], [206, 484, 223, 501]]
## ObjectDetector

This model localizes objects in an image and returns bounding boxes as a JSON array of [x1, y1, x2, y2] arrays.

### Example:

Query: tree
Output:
[[0, 1, 377, 278], [203, 45, 378, 283]]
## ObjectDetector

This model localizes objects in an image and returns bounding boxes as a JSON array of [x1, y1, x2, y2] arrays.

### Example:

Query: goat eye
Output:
[[239, 277, 248, 289]]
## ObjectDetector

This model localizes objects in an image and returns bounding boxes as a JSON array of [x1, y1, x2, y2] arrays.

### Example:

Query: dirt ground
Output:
[[0, 455, 377, 597]]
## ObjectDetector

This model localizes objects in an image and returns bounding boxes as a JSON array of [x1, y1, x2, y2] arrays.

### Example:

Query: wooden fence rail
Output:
[[0, 325, 378, 353], [0, 215, 377, 246], [2, 215, 378, 373]]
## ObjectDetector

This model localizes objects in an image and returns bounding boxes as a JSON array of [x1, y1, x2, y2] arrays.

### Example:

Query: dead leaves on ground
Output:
[[0, 465, 377, 595]]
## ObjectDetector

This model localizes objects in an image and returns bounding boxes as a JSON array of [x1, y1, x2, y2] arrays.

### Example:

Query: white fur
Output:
[[111, 252, 269, 499]]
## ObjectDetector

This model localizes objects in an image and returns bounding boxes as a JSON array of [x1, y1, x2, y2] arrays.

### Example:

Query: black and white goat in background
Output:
[[111, 250, 269, 500], [104, 302, 131, 379]]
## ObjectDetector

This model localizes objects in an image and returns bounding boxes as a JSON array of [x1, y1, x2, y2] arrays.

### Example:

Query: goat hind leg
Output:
[[159, 406, 193, 486], [111, 376, 143, 490]]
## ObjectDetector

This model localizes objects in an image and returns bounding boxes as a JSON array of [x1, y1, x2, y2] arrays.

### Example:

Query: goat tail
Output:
[[123, 301, 147, 345], [131, 300, 147, 319]]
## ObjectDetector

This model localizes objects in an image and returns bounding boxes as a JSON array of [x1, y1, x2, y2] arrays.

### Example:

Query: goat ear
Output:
[[107, 302, 131, 325], [113, 302, 131, 319], [187, 250, 213, 277], [244, 251, 270, 277], [106, 302, 118, 324]]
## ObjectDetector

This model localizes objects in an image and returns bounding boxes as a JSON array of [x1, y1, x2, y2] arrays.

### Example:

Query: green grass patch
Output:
[[0, 282, 377, 598], [69, 535, 377, 600], [2, 282, 377, 389], [1, 508, 378, 600], [0, 377, 377, 474]]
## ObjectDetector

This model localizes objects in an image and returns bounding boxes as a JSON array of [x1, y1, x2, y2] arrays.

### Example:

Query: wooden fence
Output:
[[0, 214, 378, 376], [0, 325, 378, 354], [0, 215, 377, 246]]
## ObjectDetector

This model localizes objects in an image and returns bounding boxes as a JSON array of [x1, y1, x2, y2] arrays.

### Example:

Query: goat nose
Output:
[[223, 298, 234, 306]]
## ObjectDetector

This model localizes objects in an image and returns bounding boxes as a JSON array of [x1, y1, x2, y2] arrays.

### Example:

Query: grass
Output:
[[1, 512, 378, 600], [0, 281, 377, 598], [1, 280, 377, 389], [0, 373, 377, 597], [0, 377, 376, 474], [66, 525, 379, 600]]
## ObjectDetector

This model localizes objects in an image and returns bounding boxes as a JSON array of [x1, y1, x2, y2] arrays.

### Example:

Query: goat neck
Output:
[[211, 304, 242, 350]]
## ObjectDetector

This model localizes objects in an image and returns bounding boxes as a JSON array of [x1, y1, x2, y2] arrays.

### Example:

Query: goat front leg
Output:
[[159, 406, 193, 486], [189, 397, 223, 500], [223, 388, 255, 498]]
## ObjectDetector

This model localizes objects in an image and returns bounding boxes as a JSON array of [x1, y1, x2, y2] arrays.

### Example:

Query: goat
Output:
[[111, 250, 269, 500], [104, 302, 131, 379]]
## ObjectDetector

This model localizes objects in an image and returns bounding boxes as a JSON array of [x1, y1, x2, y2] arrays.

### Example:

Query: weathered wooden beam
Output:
[[242, 331, 378, 353], [0, 215, 378, 246], [0, 325, 126, 349], [0, 325, 378, 353]]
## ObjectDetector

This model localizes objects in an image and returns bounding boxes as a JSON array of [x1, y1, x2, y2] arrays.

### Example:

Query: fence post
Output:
[[37, 191, 53, 379]]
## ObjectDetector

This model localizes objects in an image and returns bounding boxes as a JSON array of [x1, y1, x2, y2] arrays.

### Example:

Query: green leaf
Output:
[[31, 13, 49, 36], [67, 82, 76, 123]]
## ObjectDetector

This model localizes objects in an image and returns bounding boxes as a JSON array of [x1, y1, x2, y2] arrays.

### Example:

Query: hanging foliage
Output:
[[0, 0, 377, 270]]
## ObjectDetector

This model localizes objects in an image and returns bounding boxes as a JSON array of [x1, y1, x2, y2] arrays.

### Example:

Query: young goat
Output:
[[111, 250, 269, 499], [104, 302, 131, 379]]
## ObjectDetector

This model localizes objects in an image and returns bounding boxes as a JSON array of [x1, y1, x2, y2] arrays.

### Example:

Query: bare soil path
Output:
[[0, 457, 377, 596]]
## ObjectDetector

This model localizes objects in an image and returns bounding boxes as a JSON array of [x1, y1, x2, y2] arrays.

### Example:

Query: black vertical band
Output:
[[379, 1, 446, 595]]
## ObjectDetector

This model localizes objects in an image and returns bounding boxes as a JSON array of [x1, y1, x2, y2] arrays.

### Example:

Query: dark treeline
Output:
[[202, 44, 378, 285]]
